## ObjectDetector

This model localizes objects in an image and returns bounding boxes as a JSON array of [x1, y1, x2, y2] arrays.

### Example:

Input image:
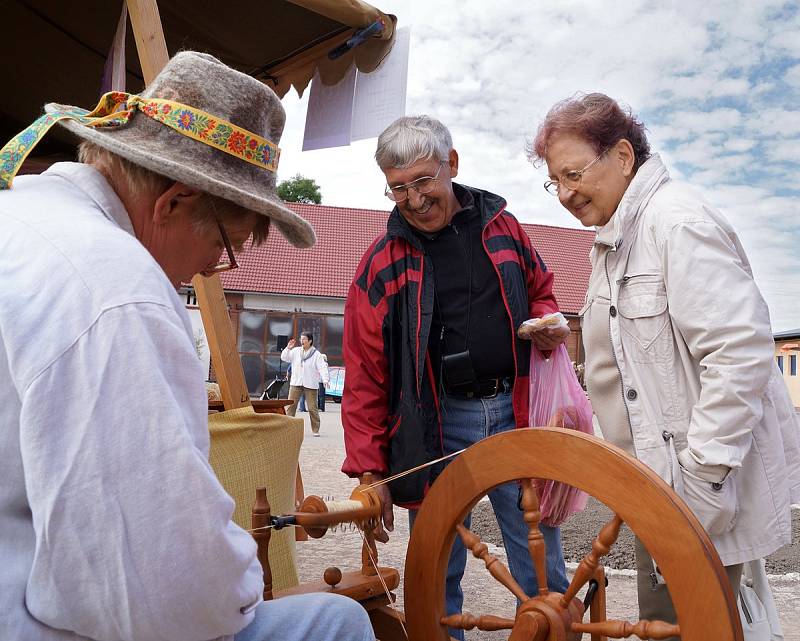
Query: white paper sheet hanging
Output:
[[350, 27, 411, 142], [302, 64, 357, 152], [301, 27, 410, 151]]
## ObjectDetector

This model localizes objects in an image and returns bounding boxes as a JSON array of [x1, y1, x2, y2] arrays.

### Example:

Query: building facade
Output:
[[186, 202, 595, 397], [774, 328, 800, 409]]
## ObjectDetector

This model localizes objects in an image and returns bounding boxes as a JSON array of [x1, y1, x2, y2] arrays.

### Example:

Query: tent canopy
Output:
[[2, 0, 395, 155]]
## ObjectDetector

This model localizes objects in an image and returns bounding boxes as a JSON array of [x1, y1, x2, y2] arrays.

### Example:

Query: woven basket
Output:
[[208, 407, 303, 590]]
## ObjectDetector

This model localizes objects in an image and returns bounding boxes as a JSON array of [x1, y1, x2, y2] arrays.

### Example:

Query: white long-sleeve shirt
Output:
[[0, 163, 262, 641], [280, 346, 329, 389]]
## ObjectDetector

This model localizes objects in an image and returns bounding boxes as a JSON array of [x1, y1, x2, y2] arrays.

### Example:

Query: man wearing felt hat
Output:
[[0, 51, 373, 641]]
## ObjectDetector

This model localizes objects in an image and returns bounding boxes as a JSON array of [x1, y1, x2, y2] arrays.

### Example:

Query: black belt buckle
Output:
[[482, 378, 500, 399], [448, 377, 506, 399]]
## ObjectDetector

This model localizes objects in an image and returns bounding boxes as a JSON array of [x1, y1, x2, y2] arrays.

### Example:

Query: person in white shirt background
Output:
[[281, 332, 330, 436]]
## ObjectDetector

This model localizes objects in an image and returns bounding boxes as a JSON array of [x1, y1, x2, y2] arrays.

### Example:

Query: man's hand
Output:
[[359, 473, 394, 543], [286, 338, 296, 349], [532, 325, 570, 350]]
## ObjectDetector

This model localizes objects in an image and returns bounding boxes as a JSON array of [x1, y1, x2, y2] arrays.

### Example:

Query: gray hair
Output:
[[375, 116, 453, 170], [78, 142, 270, 246]]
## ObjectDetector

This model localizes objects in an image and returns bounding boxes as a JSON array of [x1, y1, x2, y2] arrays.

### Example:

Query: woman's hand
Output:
[[532, 325, 570, 350], [286, 338, 296, 349]]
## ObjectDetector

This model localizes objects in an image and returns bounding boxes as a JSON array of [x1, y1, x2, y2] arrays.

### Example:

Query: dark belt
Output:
[[445, 376, 513, 399]]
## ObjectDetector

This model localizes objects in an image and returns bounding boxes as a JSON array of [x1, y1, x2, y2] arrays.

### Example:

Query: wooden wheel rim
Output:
[[403, 428, 742, 641]]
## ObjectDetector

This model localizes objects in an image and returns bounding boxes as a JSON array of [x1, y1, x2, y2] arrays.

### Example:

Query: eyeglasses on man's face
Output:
[[202, 218, 239, 275], [544, 148, 608, 196], [385, 161, 447, 203]]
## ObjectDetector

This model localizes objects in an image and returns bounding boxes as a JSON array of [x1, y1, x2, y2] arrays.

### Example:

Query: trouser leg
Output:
[[489, 482, 569, 596], [234, 593, 374, 641], [306, 387, 320, 433], [286, 385, 303, 417], [636, 537, 742, 641]]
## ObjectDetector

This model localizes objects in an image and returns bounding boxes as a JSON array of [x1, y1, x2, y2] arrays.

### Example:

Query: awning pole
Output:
[[127, 0, 251, 410]]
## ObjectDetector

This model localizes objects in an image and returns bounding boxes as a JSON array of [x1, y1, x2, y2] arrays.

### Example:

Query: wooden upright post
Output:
[[127, 0, 251, 410], [125, 0, 169, 84]]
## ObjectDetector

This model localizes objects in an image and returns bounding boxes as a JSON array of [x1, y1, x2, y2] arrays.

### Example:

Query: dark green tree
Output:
[[277, 174, 322, 204]]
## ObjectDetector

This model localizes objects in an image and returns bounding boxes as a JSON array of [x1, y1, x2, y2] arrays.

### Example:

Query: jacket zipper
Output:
[[415, 253, 425, 397], [482, 211, 520, 416]]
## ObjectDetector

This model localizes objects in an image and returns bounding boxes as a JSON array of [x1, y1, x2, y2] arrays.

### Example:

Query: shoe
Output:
[[313, 432, 320, 437]]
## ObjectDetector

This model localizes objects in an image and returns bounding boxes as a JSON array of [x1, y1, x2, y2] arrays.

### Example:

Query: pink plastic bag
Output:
[[528, 343, 593, 526]]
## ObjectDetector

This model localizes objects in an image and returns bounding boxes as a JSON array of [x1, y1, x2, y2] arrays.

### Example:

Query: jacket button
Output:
[[712, 482, 723, 491], [609, 305, 617, 317], [626, 388, 638, 401]]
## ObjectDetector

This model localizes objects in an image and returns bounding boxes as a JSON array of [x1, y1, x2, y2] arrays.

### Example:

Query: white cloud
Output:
[[278, 0, 800, 330], [786, 64, 800, 88], [765, 139, 800, 164]]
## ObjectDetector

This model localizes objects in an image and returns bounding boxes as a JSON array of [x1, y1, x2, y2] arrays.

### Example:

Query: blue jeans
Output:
[[409, 387, 569, 641], [234, 593, 373, 641]]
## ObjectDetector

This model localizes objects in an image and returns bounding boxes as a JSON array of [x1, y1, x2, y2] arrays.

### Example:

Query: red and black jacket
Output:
[[341, 184, 558, 506]]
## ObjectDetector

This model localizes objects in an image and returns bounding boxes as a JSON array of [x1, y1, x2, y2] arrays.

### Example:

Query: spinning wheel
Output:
[[404, 428, 743, 640]]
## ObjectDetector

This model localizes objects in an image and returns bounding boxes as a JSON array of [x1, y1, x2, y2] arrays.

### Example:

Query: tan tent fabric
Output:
[[1, 0, 398, 148], [288, 0, 392, 33], [267, 1, 397, 96], [208, 407, 304, 591]]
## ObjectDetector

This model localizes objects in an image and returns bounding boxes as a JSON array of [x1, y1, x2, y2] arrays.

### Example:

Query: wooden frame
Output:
[[404, 428, 743, 640]]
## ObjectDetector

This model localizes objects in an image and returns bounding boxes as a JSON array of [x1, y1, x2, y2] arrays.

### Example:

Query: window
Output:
[[238, 311, 267, 396], [235, 310, 346, 396], [238, 311, 266, 353], [791, 354, 797, 377], [267, 315, 292, 352], [266, 314, 292, 384], [324, 315, 345, 366], [297, 316, 323, 350], [777, 355, 784, 373]]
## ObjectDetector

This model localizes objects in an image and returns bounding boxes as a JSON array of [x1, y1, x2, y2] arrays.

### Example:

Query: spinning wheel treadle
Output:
[[403, 428, 744, 641]]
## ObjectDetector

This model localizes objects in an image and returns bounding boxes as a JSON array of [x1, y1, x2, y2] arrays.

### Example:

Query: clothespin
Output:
[[328, 19, 384, 60]]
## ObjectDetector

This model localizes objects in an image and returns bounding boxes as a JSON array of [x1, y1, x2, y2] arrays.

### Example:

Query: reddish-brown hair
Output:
[[529, 93, 651, 170]]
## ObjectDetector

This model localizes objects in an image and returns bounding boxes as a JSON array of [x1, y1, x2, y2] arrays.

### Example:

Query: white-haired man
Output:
[[341, 115, 570, 638], [0, 52, 372, 641]]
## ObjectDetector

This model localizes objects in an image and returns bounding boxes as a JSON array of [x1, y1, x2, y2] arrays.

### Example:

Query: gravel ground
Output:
[[473, 497, 800, 574], [292, 405, 800, 640]]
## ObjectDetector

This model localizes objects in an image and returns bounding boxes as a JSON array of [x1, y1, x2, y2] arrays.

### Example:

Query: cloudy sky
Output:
[[276, 0, 800, 331]]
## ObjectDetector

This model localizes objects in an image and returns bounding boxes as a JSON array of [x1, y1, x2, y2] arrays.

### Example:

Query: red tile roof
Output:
[[221, 203, 595, 315]]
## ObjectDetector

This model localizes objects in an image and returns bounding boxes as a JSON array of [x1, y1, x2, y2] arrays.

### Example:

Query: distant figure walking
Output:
[[282, 333, 329, 436]]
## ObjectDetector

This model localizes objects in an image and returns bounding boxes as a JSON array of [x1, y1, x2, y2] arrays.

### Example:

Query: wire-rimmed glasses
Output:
[[385, 161, 446, 203], [544, 149, 608, 196], [202, 218, 239, 275]]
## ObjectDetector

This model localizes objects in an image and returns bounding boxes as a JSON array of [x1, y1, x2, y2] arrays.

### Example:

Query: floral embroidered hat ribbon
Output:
[[0, 91, 280, 190], [0, 51, 315, 248]]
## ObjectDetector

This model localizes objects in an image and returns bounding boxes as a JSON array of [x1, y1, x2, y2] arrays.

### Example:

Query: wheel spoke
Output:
[[440, 612, 515, 631], [520, 478, 549, 596], [572, 618, 680, 639], [559, 514, 623, 608], [456, 524, 530, 602]]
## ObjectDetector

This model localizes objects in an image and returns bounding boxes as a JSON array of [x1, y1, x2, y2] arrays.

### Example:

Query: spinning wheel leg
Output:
[[404, 428, 742, 641]]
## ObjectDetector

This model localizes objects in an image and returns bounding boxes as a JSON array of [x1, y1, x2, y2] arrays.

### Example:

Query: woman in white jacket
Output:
[[530, 92, 800, 631], [281, 332, 329, 436]]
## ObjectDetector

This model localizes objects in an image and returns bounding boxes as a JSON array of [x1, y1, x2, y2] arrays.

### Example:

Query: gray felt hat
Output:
[[46, 51, 316, 248]]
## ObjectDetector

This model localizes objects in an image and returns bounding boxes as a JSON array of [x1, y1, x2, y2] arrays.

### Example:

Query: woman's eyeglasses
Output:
[[544, 149, 608, 196]]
